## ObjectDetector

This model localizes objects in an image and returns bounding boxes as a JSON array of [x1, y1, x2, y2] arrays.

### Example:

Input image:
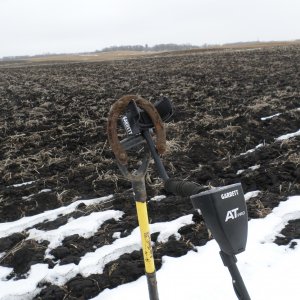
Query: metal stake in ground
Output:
[[107, 95, 166, 300]]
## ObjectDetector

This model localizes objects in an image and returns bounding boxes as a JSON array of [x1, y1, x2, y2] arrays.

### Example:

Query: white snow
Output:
[[76, 214, 194, 278], [152, 214, 193, 243], [244, 190, 261, 201], [112, 232, 121, 239], [0, 195, 113, 238], [0, 210, 195, 298], [275, 129, 300, 141], [261, 113, 281, 121], [237, 164, 260, 174], [28, 209, 124, 253], [1, 194, 299, 299], [10, 181, 35, 187], [0, 266, 13, 280], [237, 127, 300, 158], [91, 196, 300, 300], [0, 264, 48, 300], [249, 164, 260, 171], [240, 143, 264, 156], [39, 189, 52, 193], [150, 195, 166, 202], [237, 169, 245, 175]]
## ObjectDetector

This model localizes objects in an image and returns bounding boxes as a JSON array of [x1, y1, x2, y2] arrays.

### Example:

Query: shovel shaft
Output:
[[136, 201, 155, 273], [146, 271, 159, 300], [136, 200, 159, 300]]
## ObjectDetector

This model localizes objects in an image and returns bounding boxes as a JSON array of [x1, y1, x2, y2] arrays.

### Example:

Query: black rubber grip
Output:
[[164, 179, 208, 197]]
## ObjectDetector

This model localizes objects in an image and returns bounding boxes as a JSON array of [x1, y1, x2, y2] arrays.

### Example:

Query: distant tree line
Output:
[[2, 40, 300, 61], [1, 55, 31, 61], [1, 53, 63, 61], [101, 43, 200, 52], [0, 44, 200, 61]]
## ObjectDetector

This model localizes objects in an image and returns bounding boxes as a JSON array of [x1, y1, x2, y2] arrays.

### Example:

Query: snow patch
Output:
[[249, 164, 260, 171], [237, 164, 260, 175], [238, 128, 300, 158], [150, 195, 166, 202], [237, 169, 245, 175], [10, 181, 35, 188], [152, 214, 193, 243], [112, 232, 121, 239], [28, 210, 124, 253], [0, 195, 113, 238], [39, 189, 52, 193], [0, 264, 48, 300], [261, 113, 281, 120], [0, 213, 195, 296], [275, 129, 300, 141], [0, 266, 13, 280], [240, 143, 264, 156], [244, 190, 261, 201]]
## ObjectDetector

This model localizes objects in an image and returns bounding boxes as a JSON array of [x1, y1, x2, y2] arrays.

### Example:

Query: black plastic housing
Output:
[[121, 97, 173, 134], [191, 183, 248, 255]]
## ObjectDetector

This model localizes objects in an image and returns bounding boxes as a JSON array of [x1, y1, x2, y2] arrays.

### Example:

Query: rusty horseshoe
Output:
[[107, 95, 166, 165]]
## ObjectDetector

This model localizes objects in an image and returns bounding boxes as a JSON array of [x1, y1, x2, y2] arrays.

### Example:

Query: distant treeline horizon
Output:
[[2, 40, 299, 61], [101, 43, 201, 52], [0, 43, 207, 61]]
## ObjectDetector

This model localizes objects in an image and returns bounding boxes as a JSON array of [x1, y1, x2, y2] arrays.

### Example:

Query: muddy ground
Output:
[[0, 46, 299, 299]]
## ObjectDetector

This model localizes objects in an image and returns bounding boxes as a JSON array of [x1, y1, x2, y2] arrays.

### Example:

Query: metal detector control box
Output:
[[191, 183, 248, 255]]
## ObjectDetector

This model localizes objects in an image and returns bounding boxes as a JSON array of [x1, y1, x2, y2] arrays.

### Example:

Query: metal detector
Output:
[[107, 95, 251, 300], [164, 179, 251, 299], [191, 183, 251, 300]]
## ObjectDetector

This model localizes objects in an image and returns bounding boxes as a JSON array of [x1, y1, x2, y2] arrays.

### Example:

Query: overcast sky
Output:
[[0, 0, 300, 58]]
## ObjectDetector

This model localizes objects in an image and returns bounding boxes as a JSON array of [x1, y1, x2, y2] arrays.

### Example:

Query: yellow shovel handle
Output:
[[135, 201, 155, 273]]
